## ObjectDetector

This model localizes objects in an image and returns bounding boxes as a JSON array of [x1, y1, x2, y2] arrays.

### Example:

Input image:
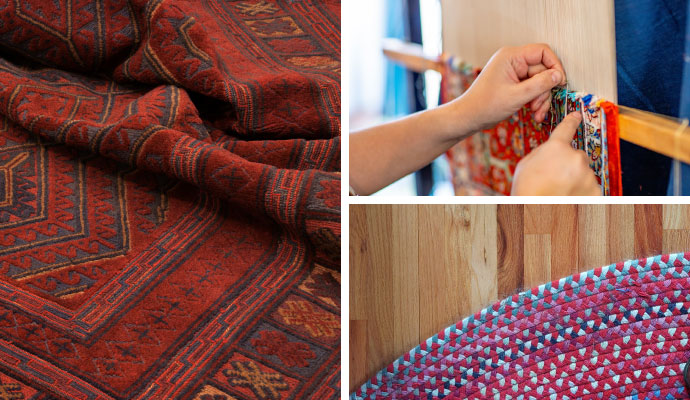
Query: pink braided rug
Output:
[[351, 253, 690, 400]]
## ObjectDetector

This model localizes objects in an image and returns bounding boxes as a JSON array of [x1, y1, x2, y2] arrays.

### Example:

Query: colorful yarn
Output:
[[442, 56, 623, 196], [544, 87, 609, 193], [601, 101, 623, 196], [351, 252, 690, 399]]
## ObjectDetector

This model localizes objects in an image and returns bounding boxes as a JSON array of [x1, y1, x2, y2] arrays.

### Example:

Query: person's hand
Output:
[[453, 44, 567, 132], [511, 113, 601, 196]]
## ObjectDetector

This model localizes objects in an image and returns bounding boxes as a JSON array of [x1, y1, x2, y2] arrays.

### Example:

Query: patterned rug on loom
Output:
[[352, 253, 690, 400], [441, 56, 622, 196], [0, 0, 340, 399]]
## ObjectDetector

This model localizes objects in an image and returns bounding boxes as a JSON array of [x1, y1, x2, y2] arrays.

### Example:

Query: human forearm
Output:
[[349, 44, 568, 195], [349, 98, 475, 195]]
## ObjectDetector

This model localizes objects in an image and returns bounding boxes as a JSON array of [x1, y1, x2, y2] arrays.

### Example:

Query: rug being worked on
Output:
[[0, 0, 340, 399], [352, 253, 690, 400], [441, 56, 622, 196]]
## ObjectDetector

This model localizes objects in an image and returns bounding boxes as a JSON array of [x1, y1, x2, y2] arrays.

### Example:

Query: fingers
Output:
[[535, 93, 552, 122], [578, 170, 602, 196], [570, 148, 601, 195], [530, 91, 550, 112], [518, 44, 566, 85], [514, 69, 561, 106], [527, 64, 547, 78], [548, 112, 582, 144]]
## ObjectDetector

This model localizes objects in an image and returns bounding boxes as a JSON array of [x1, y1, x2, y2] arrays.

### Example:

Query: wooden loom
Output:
[[383, 0, 690, 165]]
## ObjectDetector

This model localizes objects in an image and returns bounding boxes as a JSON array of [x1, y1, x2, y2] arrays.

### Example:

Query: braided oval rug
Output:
[[351, 253, 690, 400]]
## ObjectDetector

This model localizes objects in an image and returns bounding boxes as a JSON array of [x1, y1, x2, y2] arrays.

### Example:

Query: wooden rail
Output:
[[381, 39, 442, 73], [618, 106, 690, 164]]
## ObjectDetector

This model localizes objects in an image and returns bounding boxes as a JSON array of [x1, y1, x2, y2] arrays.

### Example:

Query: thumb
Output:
[[549, 112, 582, 144], [515, 69, 561, 105]]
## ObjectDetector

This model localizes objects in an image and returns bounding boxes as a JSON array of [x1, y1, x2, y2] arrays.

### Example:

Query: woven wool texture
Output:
[[0, 0, 340, 399], [442, 57, 622, 196], [352, 253, 690, 399]]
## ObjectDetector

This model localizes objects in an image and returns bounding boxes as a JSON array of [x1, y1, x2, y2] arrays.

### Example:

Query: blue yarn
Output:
[[582, 94, 593, 106]]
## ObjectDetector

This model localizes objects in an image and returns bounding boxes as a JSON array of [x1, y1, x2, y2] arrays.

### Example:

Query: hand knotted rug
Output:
[[0, 0, 340, 399], [441, 56, 622, 196], [352, 253, 690, 400]]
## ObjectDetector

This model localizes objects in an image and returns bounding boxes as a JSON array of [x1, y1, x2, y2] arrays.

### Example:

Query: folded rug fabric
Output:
[[352, 253, 690, 400], [0, 0, 340, 399]]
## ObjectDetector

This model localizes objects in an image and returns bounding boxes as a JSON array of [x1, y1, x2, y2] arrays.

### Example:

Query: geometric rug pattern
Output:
[[0, 0, 340, 398]]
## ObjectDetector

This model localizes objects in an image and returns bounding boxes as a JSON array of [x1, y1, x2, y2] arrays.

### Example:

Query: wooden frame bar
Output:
[[381, 39, 442, 73], [618, 106, 690, 164], [383, 39, 443, 73]]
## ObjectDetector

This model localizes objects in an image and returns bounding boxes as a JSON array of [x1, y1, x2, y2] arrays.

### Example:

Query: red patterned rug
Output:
[[0, 0, 340, 399]]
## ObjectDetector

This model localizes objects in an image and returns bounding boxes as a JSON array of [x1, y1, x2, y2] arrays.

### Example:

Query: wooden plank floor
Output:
[[349, 204, 690, 391]]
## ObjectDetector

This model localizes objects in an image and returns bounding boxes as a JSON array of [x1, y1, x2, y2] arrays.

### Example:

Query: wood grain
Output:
[[362, 205, 394, 381], [441, 204, 472, 331], [468, 205, 497, 311], [634, 204, 663, 258], [606, 204, 634, 262], [663, 229, 690, 255], [550, 204, 578, 278], [440, 0, 617, 101], [418, 205, 451, 340], [349, 319, 367, 388], [662, 204, 690, 229], [524, 205, 552, 234], [349, 204, 689, 391], [349, 205, 369, 321], [497, 205, 523, 298], [391, 206, 419, 356], [578, 205, 607, 272], [524, 234, 551, 288]]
